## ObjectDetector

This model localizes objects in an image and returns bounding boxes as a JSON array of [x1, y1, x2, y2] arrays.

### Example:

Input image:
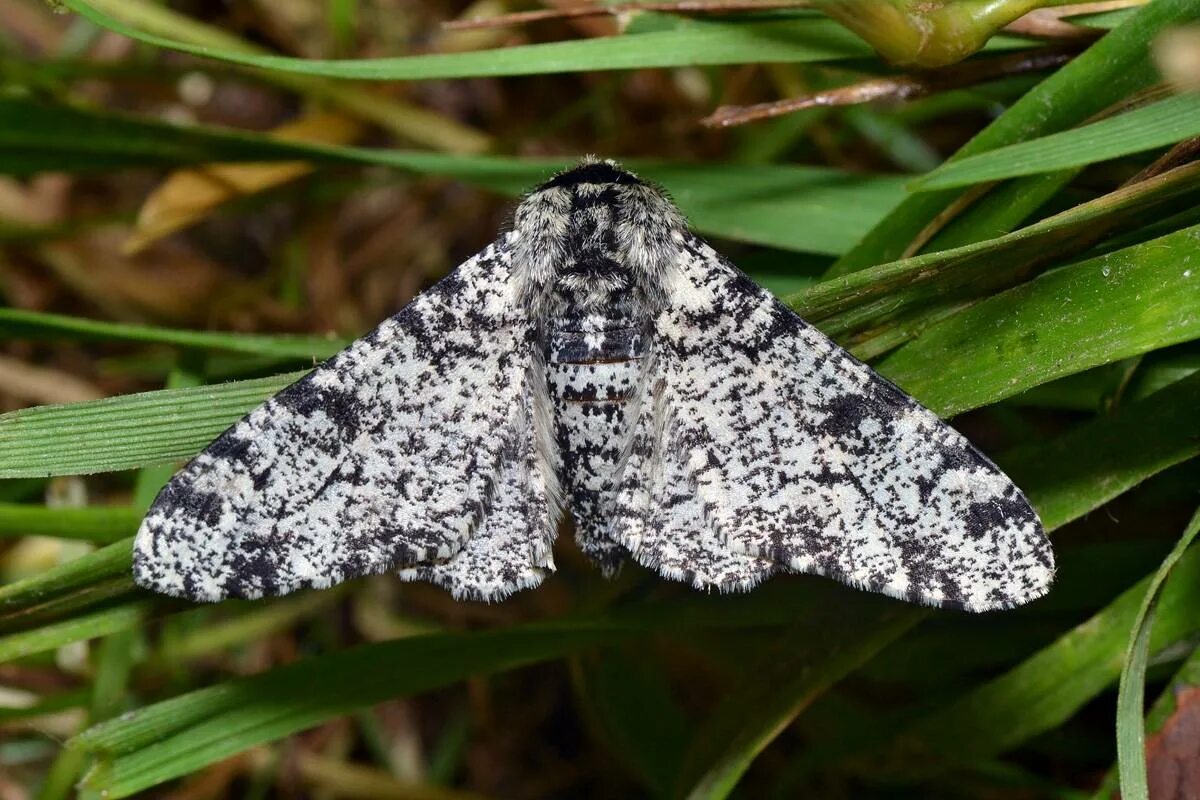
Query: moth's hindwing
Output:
[[396, 381, 558, 601]]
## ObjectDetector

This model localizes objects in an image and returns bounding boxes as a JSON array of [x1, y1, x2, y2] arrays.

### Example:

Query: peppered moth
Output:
[[134, 159, 1055, 611]]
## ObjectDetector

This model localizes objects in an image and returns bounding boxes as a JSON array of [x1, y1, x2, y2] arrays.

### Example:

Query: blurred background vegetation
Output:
[[0, 0, 1199, 798]]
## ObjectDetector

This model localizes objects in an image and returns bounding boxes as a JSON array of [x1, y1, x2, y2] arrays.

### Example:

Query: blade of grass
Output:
[[68, 582, 886, 797], [830, 0, 1200, 274], [0, 98, 906, 254], [72, 624, 635, 796], [1090, 643, 1200, 800], [0, 601, 148, 662], [0, 309, 348, 360], [0, 504, 139, 543], [1115, 506, 1200, 800], [0, 372, 305, 478], [876, 222, 1200, 417], [794, 159, 1200, 330], [62, 1, 883, 80], [71, 0, 490, 153], [913, 92, 1200, 191], [0, 537, 134, 612]]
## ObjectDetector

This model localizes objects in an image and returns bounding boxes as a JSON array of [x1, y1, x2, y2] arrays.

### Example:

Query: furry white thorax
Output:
[[511, 164, 686, 316]]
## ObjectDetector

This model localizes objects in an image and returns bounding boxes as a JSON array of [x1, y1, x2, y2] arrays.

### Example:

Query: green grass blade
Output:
[[0, 601, 148, 662], [829, 0, 1200, 274], [0, 372, 304, 478], [67, 581, 906, 798], [1115, 506, 1200, 800], [795, 159, 1200, 329], [73, 624, 634, 796], [876, 223, 1200, 417], [0, 99, 905, 254], [0, 309, 347, 359], [0, 504, 139, 543], [913, 92, 1200, 191], [62, 0, 881, 79], [0, 537, 134, 612], [1090, 644, 1200, 799]]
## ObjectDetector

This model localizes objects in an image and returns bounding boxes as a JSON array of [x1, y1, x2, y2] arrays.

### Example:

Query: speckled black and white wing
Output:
[[133, 235, 558, 602], [621, 232, 1054, 612]]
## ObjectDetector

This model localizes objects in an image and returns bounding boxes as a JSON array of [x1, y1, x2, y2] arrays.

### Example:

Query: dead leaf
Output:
[[1144, 685, 1200, 800], [0, 354, 104, 405], [1156, 27, 1200, 93], [124, 111, 364, 255]]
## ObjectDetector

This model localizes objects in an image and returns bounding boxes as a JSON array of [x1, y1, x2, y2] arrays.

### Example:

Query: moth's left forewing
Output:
[[134, 235, 559, 602], [639, 234, 1054, 612]]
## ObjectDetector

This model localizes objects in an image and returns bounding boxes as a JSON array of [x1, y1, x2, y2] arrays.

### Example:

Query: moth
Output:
[[134, 159, 1055, 612]]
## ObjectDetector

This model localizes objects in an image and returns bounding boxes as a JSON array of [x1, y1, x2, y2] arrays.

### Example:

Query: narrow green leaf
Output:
[[1116, 506, 1200, 800], [0, 504, 139, 543], [0, 98, 904, 255], [913, 92, 1200, 191], [0, 537, 134, 612], [830, 0, 1200, 274], [0, 372, 304, 478], [795, 159, 1200, 332], [74, 625, 633, 796], [1090, 644, 1200, 800], [62, 0, 878, 80], [0, 601, 148, 662], [68, 583, 883, 797], [877, 223, 1200, 417], [0, 309, 347, 360]]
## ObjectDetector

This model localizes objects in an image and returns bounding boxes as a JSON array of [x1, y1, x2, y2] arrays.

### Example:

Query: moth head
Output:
[[511, 158, 688, 313]]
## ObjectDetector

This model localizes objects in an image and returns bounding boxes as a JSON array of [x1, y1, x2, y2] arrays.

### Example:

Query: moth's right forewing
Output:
[[134, 238, 547, 602], [617, 234, 1054, 612]]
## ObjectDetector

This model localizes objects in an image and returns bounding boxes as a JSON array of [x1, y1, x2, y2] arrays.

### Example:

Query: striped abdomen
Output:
[[547, 315, 645, 571]]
